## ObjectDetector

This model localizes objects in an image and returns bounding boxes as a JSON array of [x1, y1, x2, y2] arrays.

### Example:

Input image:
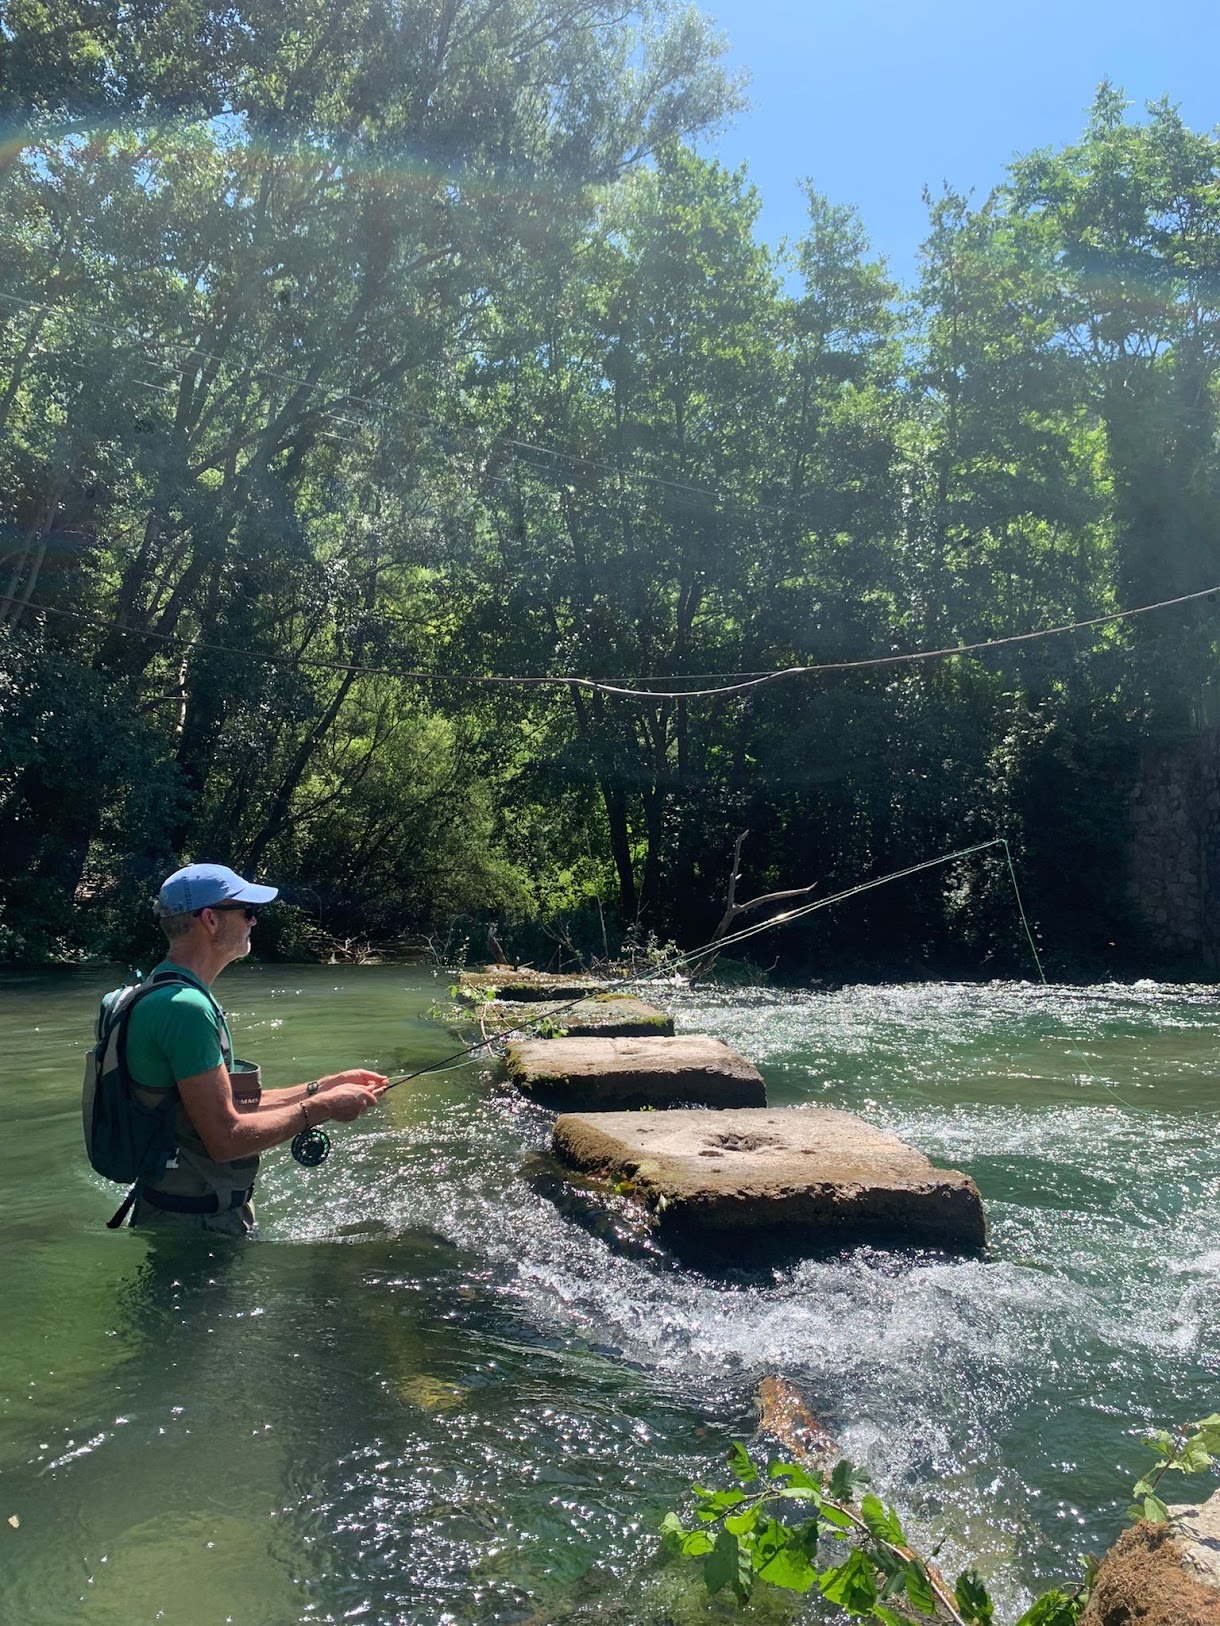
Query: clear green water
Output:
[[2, 966, 1218, 1624]]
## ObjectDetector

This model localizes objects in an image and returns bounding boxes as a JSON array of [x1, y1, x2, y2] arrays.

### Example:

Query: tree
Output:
[[0, 0, 739, 931]]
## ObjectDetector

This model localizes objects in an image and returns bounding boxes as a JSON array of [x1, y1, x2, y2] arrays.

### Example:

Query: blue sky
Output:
[[699, 0, 1220, 285]]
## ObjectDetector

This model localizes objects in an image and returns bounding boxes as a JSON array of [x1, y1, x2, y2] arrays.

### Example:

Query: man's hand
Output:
[[320, 1084, 379, 1122], [176, 1066, 389, 1161], [318, 1069, 388, 1093], [315, 1071, 388, 1123]]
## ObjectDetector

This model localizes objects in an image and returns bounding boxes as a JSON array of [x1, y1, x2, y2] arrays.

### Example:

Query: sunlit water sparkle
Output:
[[2, 967, 1217, 1624]]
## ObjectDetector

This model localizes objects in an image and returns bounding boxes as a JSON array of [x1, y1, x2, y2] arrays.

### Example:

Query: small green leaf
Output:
[[725, 1505, 760, 1537], [860, 1492, 905, 1546], [819, 1502, 854, 1531], [680, 1529, 714, 1556], [797, 1517, 821, 1556], [756, 1542, 816, 1593], [904, 1559, 937, 1615], [820, 1547, 878, 1610], [728, 1441, 758, 1483], [751, 1515, 790, 1566], [1175, 1439, 1214, 1473], [769, 1460, 822, 1492], [829, 1458, 870, 1501], [1142, 1494, 1170, 1524], [734, 1542, 754, 1602], [955, 1567, 995, 1624], [659, 1511, 685, 1551], [704, 1529, 741, 1597], [704, 1528, 753, 1603], [693, 1486, 746, 1520], [1013, 1587, 1086, 1626]]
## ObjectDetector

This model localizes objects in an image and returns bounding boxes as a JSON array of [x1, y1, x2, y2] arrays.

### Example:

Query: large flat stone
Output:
[[486, 996, 674, 1039], [458, 969, 608, 1002], [506, 1035, 765, 1110], [1170, 1491, 1220, 1592], [552, 1106, 987, 1257]]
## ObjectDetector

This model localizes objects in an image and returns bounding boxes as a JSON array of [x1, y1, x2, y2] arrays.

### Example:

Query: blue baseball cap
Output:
[[157, 863, 279, 915]]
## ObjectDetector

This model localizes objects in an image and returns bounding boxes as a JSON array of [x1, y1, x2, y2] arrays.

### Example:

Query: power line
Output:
[[2, 583, 1213, 700]]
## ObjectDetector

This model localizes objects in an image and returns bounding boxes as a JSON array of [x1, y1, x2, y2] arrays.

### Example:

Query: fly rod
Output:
[[290, 836, 1034, 1166]]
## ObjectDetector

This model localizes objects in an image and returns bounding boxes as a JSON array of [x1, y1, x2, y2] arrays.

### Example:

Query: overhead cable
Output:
[[2, 583, 1215, 701]]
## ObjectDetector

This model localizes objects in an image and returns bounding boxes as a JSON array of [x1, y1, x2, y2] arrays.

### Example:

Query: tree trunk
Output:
[[569, 684, 636, 917], [242, 666, 359, 870]]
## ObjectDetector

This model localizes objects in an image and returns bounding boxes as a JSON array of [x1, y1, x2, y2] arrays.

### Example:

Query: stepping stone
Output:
[[485, 996, 674, 1040], [458, 969, 608, 1002], [552, 1106, 987, 1258], [506, 1035, 765, 1110]]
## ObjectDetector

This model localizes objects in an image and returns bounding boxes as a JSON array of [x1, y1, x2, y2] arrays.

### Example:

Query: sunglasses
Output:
[[196, 903, 258, 921]]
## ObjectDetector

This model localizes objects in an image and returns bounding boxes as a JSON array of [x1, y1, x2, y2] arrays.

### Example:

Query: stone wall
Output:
[[1126, 726, 1220, 969]]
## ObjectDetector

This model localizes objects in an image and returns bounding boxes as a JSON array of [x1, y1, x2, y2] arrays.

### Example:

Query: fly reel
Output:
[[290, 1125, 331, 1166]]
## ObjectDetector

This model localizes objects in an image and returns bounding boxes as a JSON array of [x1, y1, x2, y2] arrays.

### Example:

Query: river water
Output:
[[2, 966, 1218, 1625]]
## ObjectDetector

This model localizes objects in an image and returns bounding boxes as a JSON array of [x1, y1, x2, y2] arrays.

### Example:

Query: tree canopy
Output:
[[2, 21, 1217, 974]]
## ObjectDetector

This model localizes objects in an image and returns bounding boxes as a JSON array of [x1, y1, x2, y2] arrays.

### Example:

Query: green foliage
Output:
[[663, 1444, 970, 1620], [1126, 1412, 1220, 1523], [4, 53, 1220, 975], [452, 984, 498, 1008], [529, 1016, 569, 1040], [955, 1570, 996, 1624], [661, 1414, 1219, 1621], [660, 1443, 1086, 1619], [0, 0, 737, 961]]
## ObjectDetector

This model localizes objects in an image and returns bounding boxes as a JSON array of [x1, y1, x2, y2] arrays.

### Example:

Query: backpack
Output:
[[81, 970, 195, 1186]]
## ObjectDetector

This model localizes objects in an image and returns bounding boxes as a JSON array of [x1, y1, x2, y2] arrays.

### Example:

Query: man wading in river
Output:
[[120, 863, 387, 1235]]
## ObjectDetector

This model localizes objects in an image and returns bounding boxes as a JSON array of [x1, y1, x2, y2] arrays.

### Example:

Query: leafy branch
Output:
[[1127, 1412, 1220, 1525], [662, 1441, 1092, 1625]]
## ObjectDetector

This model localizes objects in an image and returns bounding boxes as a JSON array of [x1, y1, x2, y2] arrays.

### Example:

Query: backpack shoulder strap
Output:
[[107, 971, 230, 1084]]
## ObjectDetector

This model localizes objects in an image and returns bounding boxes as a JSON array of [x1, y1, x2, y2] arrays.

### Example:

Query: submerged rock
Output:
[[755, 1375, 841, 1474], [551, 1106, 987, 1259], [506, 1034, 766, 1110]]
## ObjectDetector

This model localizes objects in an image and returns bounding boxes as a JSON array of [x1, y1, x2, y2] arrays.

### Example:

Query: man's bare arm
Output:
[[238, 1071, 391, 1111], [177, 1066, 387, 1162]]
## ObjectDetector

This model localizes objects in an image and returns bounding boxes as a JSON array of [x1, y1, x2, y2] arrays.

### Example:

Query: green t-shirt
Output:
[[124, 961, 233, 1091]]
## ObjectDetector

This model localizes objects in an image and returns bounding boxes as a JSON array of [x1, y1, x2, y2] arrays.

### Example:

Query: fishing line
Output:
[[291, 831, 1143, 1165], [712, 836, 1142, 1111], [290, 836, 1041, 1164], [998, 838, 1143, 1112]]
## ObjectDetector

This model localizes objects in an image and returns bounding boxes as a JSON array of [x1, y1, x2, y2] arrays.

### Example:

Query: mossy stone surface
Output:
[[552, 1106, 988, 1259], [458, 969, 608, 1002], [485, 997, 674, 1039], [505, 1034, 764, 1110]]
